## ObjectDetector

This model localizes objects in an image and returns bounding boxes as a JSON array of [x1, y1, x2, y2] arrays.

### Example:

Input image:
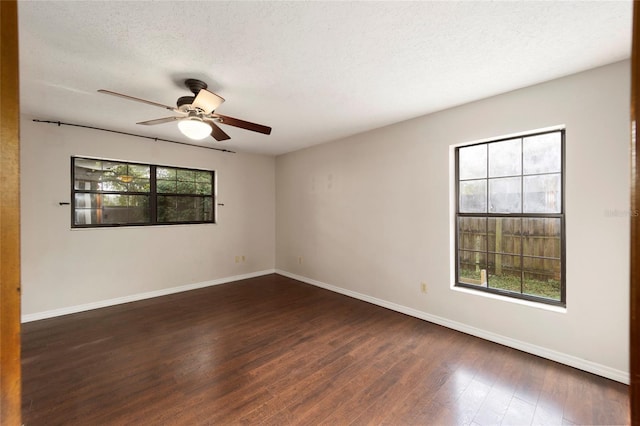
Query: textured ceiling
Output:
[[18, 1, 632, 156]]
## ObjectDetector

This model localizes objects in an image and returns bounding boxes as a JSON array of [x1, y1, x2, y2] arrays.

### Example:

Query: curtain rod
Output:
[[32, 119, 236, 154]]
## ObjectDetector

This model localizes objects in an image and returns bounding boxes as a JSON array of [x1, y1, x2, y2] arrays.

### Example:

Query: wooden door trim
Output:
[[631, 1, 639, 424], [0, 0, 22, 424]]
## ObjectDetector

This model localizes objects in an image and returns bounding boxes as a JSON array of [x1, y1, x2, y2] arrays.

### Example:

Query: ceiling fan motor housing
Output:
[[185, 79, 208, 95], [177, 96, 195, 110]]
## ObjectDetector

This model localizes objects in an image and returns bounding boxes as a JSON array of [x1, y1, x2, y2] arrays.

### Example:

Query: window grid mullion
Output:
[[486, 143, 489, 214], [520, 138, 524, 295], [485, 216, 489, 287], [485, 144, 489, 287], [150, 165, 157, 224]]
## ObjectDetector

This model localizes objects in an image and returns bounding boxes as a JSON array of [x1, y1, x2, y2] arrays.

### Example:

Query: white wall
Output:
[[21, 118, 275, 317], [276, 61, 631, 381]]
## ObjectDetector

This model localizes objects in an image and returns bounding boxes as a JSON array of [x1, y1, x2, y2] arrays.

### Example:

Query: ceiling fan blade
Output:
[[136, 116, 181, 125], [192, 89, 225, 114], [98, 89, 177, 111], [205, 120, 231, 141], [216, 114, 272, 135]]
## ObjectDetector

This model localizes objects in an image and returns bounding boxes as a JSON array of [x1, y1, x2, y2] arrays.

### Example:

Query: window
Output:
[[455, 129, 565, 306], [72, 157, 215, 227]]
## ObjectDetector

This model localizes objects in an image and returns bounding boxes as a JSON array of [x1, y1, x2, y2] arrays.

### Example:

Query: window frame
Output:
[[71, 156, 216, 228], [454, 129, 566, 307]]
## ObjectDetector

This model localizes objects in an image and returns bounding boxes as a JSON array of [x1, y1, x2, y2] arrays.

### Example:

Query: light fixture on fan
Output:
[[178, 117, 212, 140], [98, 79, 271, 142]]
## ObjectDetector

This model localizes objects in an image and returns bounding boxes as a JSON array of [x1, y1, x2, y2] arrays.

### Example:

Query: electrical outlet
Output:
[[235, 256, 240, 263], [242, 255, 246, 262], [298, 256, 303, 264], [421, 282, 427, 293]]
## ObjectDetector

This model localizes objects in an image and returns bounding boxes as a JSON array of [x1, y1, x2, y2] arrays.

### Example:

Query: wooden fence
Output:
[[458, 217, 561, 281]]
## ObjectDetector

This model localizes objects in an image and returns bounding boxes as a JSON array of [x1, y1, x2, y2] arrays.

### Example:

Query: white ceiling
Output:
[[18, 1, 633, 156]]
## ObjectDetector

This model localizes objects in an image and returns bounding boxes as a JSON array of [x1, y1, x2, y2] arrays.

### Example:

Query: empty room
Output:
[[2, 0, 639, 424]]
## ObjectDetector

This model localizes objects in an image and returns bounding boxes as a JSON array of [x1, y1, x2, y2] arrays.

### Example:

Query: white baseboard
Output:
[[275, 269, 630, 385], [21, 269, 276, 323]]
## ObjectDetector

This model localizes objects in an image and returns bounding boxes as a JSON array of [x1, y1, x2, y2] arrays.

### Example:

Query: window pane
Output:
[[157, 168, 207, 195], [458, 217, 487, 252], [523, 174, 561, 213], [458, 250, 487, 286], [195, 171, 212, 184], [157, 179, 177, 193], [157, 196, 177, 222], [488, 177, 521, 213], [177, 169, 195, 182], [102, 195, 149, 224], [488, 218, 521, 255], [74, 160, 102, 190], [128, 178, 150, 192], [74, 174, 127, 191], [74, 209, 99, 226], [487, 254, 522, 294], [489, 138, 521, 177], [74, 160, 150, 193], [74, 193, 97, 208], [74, 178, 100, 191], [103, 162, 131, 186], [102, 194, 125, 207], [100, 161, 123, 174], [459, 144, 487, 180], [523, 132, 561, 175], [157, 167, 176, 180], [73, 194, 149, 225], [100, 180, 129, 192], [196, 182, 212, 195], [177, 181, 197, 194], [522, 218, 561, 259], [128, 164, 150, 179], [74, 158, 103, 171], [113, 165, 150, 188], [157, 196, 214, 223], [459, 180, 487, 213], [523, 257, 561, 300]]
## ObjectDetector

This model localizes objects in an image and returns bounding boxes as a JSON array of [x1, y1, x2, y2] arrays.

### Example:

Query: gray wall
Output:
[[276, 61, 630, 381]]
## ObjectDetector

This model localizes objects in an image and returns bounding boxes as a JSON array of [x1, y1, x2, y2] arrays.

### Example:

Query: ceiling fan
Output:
[[98, 79, 271, 142]]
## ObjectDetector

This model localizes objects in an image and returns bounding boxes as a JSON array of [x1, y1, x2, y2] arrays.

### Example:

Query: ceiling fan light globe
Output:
[[178, 119, 212, 140]]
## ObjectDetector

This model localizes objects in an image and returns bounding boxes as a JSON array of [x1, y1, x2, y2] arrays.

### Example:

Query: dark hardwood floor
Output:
[[22, 274, 629, 425]]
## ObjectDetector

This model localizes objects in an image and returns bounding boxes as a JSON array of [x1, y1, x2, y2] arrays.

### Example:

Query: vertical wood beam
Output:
[[631, 1, 640, 424], [495, 218, 502, 275], [0, 0, 22, 424]]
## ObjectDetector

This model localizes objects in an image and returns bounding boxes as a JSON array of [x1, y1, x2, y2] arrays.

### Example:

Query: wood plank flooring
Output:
[[22, 274, 629, 425]]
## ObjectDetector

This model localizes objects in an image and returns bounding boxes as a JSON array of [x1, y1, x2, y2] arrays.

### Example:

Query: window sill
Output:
[[451, 284, 567, 313], [70, 222, 217, 230]]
